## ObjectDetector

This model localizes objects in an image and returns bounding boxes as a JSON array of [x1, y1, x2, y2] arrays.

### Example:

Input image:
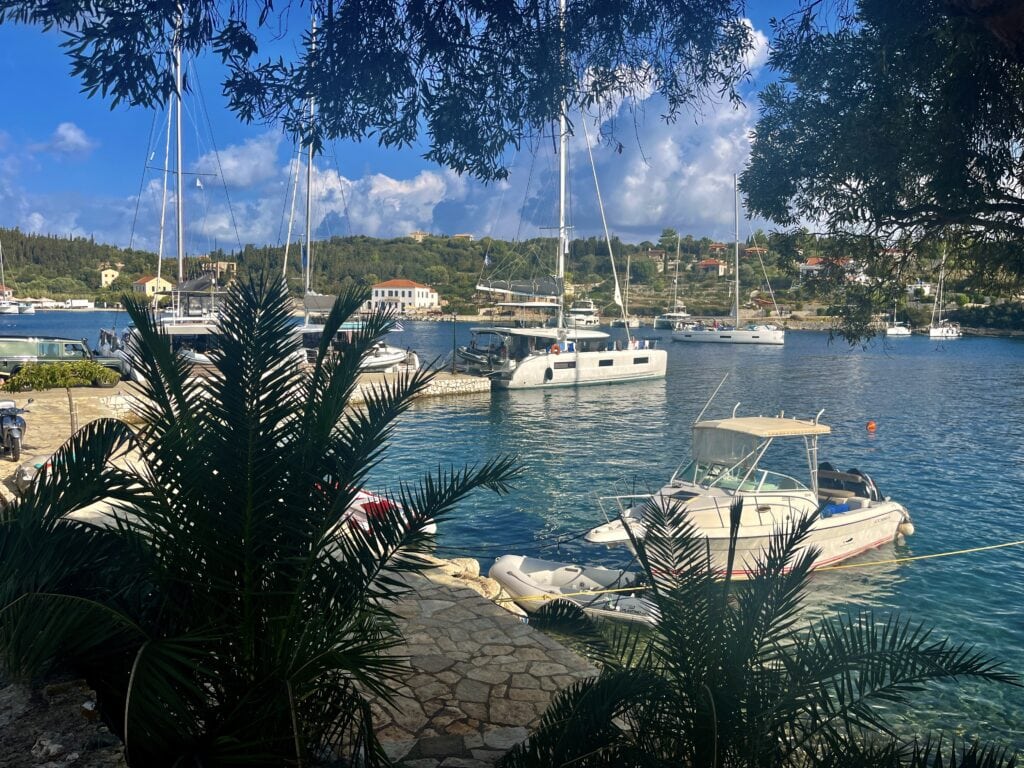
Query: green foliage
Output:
[[0, 275, 519, 766], [501, 499, 1019, 767], [2, 361, 120, 391], [743, 0, 1024, 297], [4, 1, 753, 181]]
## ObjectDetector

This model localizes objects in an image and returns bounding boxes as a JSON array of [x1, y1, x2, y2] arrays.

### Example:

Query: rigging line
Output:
[[192, 66, 243, 253], [742, 217, 781, 318], [282, 141, 302, 278], [128, 109, 162, 251], [329, 146, 354, 238], [277, 139, 299, 245], [581, 114, 626, 334]]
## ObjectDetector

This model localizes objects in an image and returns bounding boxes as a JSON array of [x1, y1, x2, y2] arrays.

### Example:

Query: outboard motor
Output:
[[847, 468, 882, 501]]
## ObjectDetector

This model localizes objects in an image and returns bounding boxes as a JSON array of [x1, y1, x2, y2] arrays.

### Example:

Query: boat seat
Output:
[[818, 489, 856, 500]]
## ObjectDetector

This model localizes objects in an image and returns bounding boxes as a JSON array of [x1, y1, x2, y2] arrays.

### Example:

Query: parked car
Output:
[[0, 336, 123, 379]]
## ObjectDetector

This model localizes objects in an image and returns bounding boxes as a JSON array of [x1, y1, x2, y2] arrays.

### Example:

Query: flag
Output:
[[195, 177, 204, 189], [613, 283, 623, 307], [484, 253, 491, 268]]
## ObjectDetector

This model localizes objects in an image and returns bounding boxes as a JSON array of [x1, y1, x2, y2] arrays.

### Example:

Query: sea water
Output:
[[9, 312, 1024, 746]]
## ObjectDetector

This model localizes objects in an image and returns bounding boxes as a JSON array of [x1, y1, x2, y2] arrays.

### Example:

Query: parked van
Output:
[[0, 336, 123, 378]]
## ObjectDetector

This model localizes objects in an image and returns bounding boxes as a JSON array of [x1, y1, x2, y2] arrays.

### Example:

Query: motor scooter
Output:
[[0, 399, 30, 462]]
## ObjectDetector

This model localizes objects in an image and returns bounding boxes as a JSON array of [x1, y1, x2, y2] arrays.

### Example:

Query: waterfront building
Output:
[[365, 279, 440, 315], [132, 275, 175, 297], [100, 267, 119, 287]]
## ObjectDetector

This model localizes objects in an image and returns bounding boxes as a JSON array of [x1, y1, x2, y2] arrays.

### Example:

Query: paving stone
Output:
[[460, 701, 489, 721], [465, 667, 509, 685], [527, 661, 569, 676], [440, 758, 490, 767], [482, 727, 530, 750], [401, 759, 440, 768], [415, 735, 469, 758], [443, 719, 482, 736], [435, 670, 461, 685], [471, 749, 507, 763], [488, 697, 541, 726], [479, 644, 515, 657], [454, 678, 490, 704], [383, 739, 417, 762], [510, 646, 548, 660], [507, 687, 550, 703], [387, 696, 427, 732], [411, 654, 457, 673], [464, 733, 484, 749], [418, 599, 457, 617]]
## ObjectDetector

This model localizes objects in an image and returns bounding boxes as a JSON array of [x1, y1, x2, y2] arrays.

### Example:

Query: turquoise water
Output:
[[10, 312, 1024, 746]]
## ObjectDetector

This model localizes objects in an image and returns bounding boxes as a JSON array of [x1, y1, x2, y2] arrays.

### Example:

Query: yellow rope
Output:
[[494, 539, 1024, 603], [816, 538, 1024, 571]]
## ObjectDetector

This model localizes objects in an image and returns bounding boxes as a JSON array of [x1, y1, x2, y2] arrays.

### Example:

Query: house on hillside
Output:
[[100, 267, 119, 288], [132, 275, 175, 297], [365, 279, 440, 315], [451, 233, 474, 242], [408, 230, 429, 243], [0, 285, 12, 301], [697, 258, 728, 277]]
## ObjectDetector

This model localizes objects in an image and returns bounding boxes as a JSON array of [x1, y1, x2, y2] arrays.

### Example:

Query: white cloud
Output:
[[192, 132, 281, 188], [48, 122, 96, 155], [742, 18, 770, 73]]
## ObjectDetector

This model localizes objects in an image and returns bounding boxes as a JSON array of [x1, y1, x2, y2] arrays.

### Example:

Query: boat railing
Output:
[[596, 492, 655, 524], [698, 492, 817, 528]]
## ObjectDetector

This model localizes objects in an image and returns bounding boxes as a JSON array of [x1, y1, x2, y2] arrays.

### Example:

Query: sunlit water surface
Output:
[[20, 312, 1024, 747]]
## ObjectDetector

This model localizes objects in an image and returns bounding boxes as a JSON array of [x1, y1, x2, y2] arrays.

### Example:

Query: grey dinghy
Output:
[[488, 554, 657, 626]]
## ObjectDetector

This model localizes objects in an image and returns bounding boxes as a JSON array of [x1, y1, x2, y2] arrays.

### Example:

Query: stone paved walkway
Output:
[[376, 559, 597, 767]]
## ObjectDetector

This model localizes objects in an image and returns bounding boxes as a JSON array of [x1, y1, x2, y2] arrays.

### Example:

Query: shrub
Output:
[[2, 361, 120, 391]]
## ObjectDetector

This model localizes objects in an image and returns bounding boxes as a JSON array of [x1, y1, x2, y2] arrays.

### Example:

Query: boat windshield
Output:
[[672, 460, 807, 493]]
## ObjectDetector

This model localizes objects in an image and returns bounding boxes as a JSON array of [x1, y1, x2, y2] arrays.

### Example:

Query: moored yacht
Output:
[[460, 325, 663, 388], [584, 408, 913, 577], [561, 298, 600, 328]]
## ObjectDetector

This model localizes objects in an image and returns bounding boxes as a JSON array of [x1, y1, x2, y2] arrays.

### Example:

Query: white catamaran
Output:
[[672, 177, 784, 345], [458, 41, 666, 389]]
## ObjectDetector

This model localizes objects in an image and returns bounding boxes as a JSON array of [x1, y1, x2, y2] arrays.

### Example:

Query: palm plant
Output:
[[501, 497, 1020, 767], [0, 273, 518, 766]]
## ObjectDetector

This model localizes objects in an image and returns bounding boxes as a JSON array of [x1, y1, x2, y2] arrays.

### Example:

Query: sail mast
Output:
[[556, 0, 567, 336], [733, 173, 740, 326], [304, 16, 317, 298], [174, 17, 185, 287]]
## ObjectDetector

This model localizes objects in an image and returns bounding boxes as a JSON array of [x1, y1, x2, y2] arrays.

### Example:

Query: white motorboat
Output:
[[653, 308, 692, 330], [673, 177, 785, 346], [885, 322, 912, 337], [296, 320, 418, 373], [563, 298, 601, 328], [460, 325, 663, 388], [928, 248, 961, 339], [17, 303, 35, 315], [585, 409, 913, 577], [488, 554, 657, 625], [337, 489, 436, 536]]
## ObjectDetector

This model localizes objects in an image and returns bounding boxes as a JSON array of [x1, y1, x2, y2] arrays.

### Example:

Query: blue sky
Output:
[[0, 4, 795, 256]]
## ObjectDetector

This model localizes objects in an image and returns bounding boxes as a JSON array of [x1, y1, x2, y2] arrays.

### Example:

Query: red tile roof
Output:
[[374, 279, 432, 289]]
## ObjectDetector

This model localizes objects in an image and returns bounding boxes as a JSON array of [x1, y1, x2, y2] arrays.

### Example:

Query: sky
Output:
[[0, 4, 794, 258]]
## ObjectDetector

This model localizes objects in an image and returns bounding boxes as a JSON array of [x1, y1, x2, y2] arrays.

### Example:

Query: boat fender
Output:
[[551, 344, 560, 355], [544, 368, 553, 383], [897, 511, 915, 538]]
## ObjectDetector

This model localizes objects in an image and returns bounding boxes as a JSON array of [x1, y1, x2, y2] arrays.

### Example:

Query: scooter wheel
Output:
[[10, 436, 20, 462]]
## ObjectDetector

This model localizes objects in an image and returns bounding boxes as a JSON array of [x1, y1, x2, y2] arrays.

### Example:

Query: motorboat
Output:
[[338, 488, 436, 536], [886, 322, 912, 337], [459, 325, 664, 388], [296, 320, 419, 373], [653, 307, 692, 330], [562, 298, 601, 328], [488, 554, 657, 625], [584, 408, 913, 577], [17, 303, 35, 315]]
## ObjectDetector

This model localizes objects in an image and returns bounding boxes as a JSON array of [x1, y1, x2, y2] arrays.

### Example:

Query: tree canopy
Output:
[[0, 0, 753, 181], [742, 0, 1024, 296]]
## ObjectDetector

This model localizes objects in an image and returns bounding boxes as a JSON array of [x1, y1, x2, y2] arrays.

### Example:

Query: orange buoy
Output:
[[866, 420, 877, 432]]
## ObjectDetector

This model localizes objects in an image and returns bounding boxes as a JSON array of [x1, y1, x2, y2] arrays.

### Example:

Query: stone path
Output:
[[375, 560, 597, 767]]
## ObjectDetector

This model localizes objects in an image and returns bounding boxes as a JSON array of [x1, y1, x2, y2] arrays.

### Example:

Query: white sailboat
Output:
[[289, 21, 417, 373], [672, 177, 784, 345], [458, 16, 666, 389], [653, 238, 690, 329], [0, 240, 20, 315], [885, 299, 911, 337], [610, 253, 640, 327], [928, 249, 961, 339]]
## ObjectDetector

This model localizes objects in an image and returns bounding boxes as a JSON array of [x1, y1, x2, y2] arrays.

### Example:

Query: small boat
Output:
[[488, 554, 657, 625], [928, 248, 961, 339], [338, 489, 436, 535], [17, 303, 35, 315], [585, 409, 913, 577], [561, 298, 601, 328], [885, 322, 912, 337]]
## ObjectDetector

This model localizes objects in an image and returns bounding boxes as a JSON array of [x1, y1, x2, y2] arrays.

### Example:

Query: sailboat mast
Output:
[[304, 17, 317, 298], [734, 174, 740, 325], [556, 0, 567, 334], [174, 22, 185, 285]]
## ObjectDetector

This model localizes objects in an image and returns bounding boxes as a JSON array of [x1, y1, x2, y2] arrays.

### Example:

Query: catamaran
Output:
[[672, 177, 784, 345], [584, 407, 913, 577]]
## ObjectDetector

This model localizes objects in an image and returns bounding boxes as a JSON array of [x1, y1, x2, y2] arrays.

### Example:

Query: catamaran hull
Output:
[[672, 327, 785, 345], [491, 348, 667, 389]]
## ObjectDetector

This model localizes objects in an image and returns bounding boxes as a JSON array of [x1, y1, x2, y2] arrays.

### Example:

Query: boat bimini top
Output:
[[468, 326, 610, 342], [671, 411, 832, 497]]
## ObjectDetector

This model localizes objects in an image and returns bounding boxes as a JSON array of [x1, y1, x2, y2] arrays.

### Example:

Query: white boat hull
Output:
[[488, 554, 656, 625], [672, 325, 785, 345], [490, 347, 667, 389], [928, 325, 961, 339], [0, 303, 20, 315], [17, 303, 35, 315], [586, 493, 909, 578], [885, 325, 911, 337]]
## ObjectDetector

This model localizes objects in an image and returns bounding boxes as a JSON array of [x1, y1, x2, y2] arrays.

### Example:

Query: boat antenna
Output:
[[693, 372, 729, 425], [555, 0, 567, 342], [580, 115, 629, 341]]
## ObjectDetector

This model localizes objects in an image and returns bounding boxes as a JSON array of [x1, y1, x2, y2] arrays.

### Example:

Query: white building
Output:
[[365, 279, 440, 315]]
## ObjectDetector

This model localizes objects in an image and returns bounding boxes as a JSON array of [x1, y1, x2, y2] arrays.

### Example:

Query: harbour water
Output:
[[7, 311, 1024, 746]]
